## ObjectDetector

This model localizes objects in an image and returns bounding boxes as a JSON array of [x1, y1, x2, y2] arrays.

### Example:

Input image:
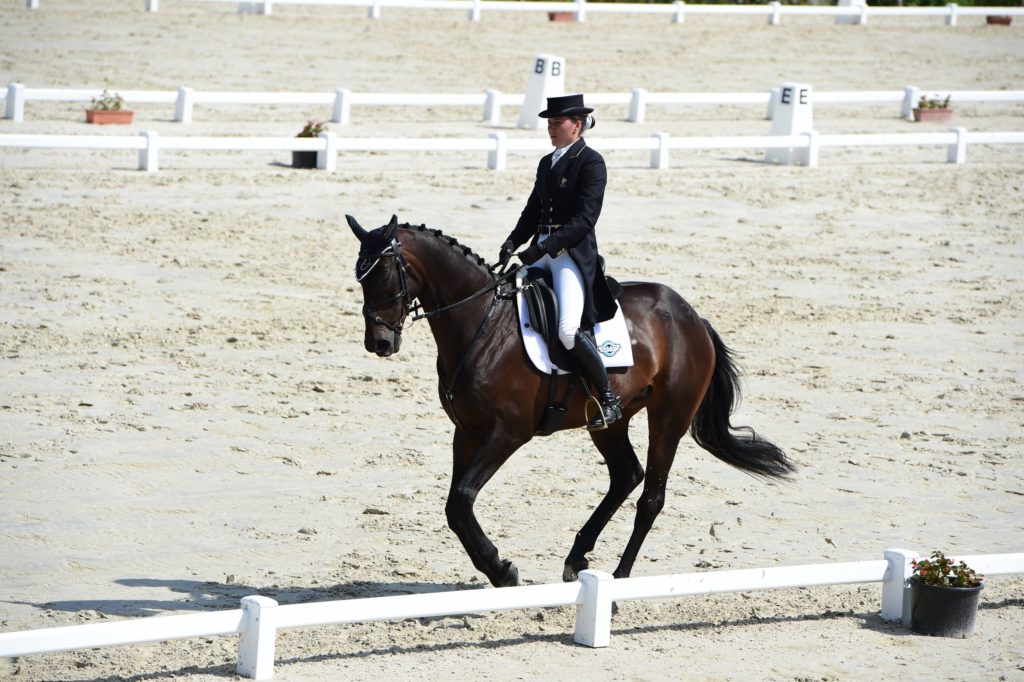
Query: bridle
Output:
[[359, 236, 518, 336], [359, 237, 419, 335]]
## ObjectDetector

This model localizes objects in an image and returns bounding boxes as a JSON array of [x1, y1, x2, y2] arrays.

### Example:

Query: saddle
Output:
[[522, 268, 573, 370], [520, 267, 628, 436]]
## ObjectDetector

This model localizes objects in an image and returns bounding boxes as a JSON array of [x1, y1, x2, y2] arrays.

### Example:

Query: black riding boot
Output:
[[571, 329, 623, 431]]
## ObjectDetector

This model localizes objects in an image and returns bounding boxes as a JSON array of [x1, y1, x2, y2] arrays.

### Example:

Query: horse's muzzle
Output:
[[366, 331, 400, 357]]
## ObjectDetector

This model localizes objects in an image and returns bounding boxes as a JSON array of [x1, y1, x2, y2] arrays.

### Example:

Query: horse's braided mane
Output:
[[400, 222, 492, 273]]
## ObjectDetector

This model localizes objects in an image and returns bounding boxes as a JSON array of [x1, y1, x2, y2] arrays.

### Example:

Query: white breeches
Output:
[[535, 235, 585, 350]]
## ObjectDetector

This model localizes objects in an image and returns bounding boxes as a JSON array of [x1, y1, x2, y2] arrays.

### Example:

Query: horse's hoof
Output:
[[493, 560, 520, 587], [563, 559, 589, 582]]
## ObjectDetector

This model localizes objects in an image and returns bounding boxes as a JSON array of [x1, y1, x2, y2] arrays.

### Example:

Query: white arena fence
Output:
[[0, 550, 1021, 680], [4, 82, 1024, 125], [1, 128, 1023, 170], [22, 0, 1024, 26]]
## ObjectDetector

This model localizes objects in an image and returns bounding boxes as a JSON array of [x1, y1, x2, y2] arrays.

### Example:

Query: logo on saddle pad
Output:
[[598, 340, 621, 357]]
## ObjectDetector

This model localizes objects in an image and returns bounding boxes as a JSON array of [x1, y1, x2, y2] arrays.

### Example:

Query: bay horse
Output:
[[347, 215, 794, 588]]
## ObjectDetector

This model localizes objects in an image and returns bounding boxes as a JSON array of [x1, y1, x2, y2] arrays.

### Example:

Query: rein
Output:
[[361, 237, 519, 335], [361, 238, 520, 436]]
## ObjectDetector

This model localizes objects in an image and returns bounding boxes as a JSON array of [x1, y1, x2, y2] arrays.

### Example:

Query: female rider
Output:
[[497, 94, 621, 431]]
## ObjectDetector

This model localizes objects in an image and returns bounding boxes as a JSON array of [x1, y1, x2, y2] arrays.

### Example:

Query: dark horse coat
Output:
[[505, 137, 618, 329]]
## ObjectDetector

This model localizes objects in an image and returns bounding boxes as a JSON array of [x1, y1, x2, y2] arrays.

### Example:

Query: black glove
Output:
[[497, 239, 515, 267], [517, 242, 545, 266]]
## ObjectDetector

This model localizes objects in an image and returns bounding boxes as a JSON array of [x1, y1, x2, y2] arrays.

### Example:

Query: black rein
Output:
[[361, 237, 518, 335]]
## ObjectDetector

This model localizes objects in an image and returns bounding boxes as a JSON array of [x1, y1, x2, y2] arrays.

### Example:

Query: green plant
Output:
[[297, 120, 327, 138], [90, 90, 124, 111], [918, 94, 952, 110], [911, 551, 983, 588]]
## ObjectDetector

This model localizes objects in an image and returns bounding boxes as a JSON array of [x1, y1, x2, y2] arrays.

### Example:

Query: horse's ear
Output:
[[346, 214, 368, 242], [384, 214, 399, 240]]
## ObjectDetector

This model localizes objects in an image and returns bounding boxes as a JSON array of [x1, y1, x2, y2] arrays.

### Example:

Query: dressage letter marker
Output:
[[517, 54, 566, 130], [765, 82, 813, 165]]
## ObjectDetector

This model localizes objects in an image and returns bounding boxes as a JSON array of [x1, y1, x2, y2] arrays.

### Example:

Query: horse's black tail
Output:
[[690, 320, 796, 480]]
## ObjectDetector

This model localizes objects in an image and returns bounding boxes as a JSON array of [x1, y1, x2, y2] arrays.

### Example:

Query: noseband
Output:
[[360, 237, 419, 335]]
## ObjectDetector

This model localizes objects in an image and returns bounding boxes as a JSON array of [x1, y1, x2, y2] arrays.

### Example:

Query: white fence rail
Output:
[[4, 82, 1024, 125], [2, 128, 1023, 171], [24, 0, 1024, 26], [0, 550, 1021, 680]]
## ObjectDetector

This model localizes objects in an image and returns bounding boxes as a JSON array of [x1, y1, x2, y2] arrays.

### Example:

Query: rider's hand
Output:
[[497, 239, 515, 267], [516, 242, 545, 266]]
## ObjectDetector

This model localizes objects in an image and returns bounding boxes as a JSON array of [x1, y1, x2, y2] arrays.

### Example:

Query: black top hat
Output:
[[538, 93, 593, 118]]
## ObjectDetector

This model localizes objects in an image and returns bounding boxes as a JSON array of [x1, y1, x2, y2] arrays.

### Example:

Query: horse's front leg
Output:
[[445, 425, 525, 587], [563, 422, 645, 581]]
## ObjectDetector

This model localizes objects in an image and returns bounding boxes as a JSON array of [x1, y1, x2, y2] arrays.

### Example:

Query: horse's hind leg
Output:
[[563, 420, 645, 582], [612, 415, 688, 579], [445, 425, 524, 588]]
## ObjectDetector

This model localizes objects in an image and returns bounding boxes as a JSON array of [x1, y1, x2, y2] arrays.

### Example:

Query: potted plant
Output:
[[293, 120, 326, 168], [909, 551, 984, 638], [913, 94, 953, 123], [85, 90, 133, 125]]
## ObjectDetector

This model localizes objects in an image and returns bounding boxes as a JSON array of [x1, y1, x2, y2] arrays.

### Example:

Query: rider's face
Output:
[[547, 116, 582, 149]]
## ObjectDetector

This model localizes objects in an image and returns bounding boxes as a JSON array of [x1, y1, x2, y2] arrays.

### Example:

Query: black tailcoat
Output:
[[506, 138, 618, 328]]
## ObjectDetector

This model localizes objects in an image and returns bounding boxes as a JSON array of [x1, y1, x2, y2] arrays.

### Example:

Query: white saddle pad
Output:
[[515, 269, 634, 375]]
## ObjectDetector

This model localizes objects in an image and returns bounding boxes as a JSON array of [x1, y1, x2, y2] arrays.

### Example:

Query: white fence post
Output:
[[575, 0, 587, 23], [146, 0, 159, 11], [138, 131, 159, 172], [26, 0, 40, 8], [483, 89, 501, 124], [650, 132, 670, 170], [469, 0, 481, 21], [628, 88, 647, 124], [333, 88, 351, 124], [766, 87, 779, 120], [946, 2, 958, 26], [369, 0, 381, 19], [901, 85, 920, 121], [835, 0, 865, 25], [672, 0, 685, 24], [487, 132, 507, 171], [5, 82, 25, 122], [318, 131, 337, 171], [174, 86, 194, 123], [573, 570, 614, 647], [881, 548, 917, 624], [947, 126, 967, 164], [803, 130, 819, 167], [239, 2, 270, 13], [237, 596, 279, 680], [768, 1, 782, 25]]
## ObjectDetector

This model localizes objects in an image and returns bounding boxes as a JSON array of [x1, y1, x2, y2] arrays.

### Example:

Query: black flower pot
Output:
[[292, 150, 317, 169], [910, 580, 983, 638]]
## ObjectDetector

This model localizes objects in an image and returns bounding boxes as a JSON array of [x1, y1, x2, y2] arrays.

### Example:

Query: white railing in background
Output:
[[24, 0, 1024, 27], [4, 83, 1023, 125], [1, 128, 1023, 170], [0, 550, 1021, 680]]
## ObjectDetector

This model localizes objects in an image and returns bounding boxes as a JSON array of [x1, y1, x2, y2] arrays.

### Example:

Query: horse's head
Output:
[[347, 214, 419, 357]]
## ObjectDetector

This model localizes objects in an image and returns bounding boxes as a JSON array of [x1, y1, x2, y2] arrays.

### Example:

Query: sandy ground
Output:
[[2, 2, 1023, 680]]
